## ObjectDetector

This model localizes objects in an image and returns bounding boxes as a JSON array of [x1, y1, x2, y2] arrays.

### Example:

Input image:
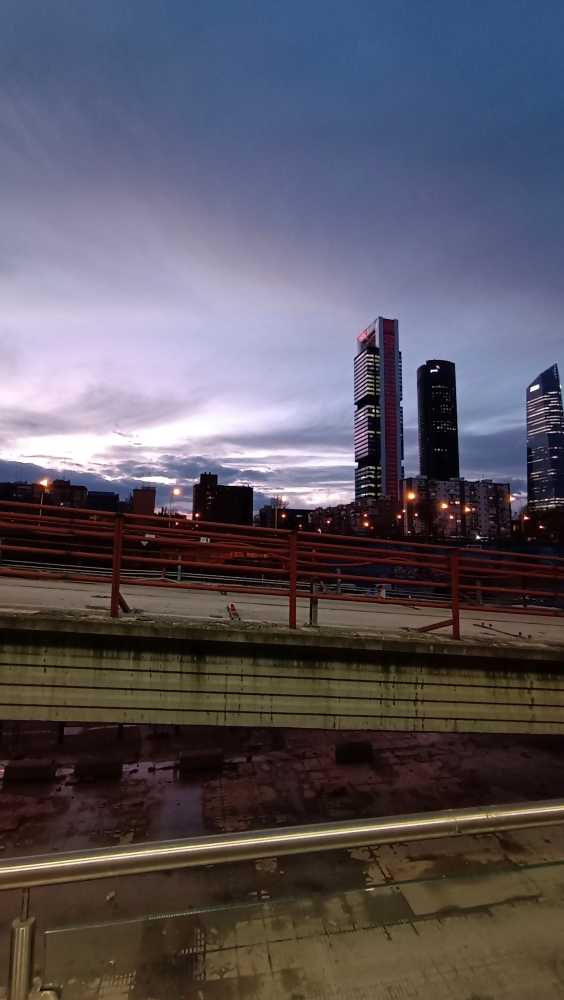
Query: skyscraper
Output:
[[417, 360, 459, 480], [527, 364, 564, 511], [354, 317, 403, 500]]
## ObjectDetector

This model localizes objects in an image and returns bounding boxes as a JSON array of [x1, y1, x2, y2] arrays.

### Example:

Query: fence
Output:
[[0, 500, 562, 638], [3, 798, 564, 999]]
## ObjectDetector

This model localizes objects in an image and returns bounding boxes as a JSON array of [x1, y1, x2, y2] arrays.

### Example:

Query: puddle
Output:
[[0, 759, 205, 856]]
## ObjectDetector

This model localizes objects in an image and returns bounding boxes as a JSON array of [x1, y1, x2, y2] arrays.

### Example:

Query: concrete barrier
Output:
[[0, 611, 563, 734], [178, 749, 224, 771], [3, 759, 57, 783]]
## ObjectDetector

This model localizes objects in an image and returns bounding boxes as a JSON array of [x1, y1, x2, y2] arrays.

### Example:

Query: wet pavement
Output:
[[2, 721, 564, 993], [40, 865, 564, 999]]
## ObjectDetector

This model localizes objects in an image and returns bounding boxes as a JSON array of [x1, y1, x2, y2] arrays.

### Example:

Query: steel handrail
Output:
[[1, 799, 564, 891]]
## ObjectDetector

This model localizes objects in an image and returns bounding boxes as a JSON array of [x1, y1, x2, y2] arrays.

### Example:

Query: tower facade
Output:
[[527, 364, 564, 511], [354, 317, 403, 500], [417, 359, 459, 480]]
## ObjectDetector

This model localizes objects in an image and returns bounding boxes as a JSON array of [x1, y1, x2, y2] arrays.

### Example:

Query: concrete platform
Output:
[[0, 575, 563, 644]]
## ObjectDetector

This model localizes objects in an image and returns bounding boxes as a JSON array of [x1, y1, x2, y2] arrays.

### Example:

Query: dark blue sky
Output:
[[0, 1, 562, 509]]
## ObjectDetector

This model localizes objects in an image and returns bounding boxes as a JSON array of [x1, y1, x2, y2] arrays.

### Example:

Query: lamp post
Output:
[[39, 479, 49, 520], [273, 494, 288, 530], [406, 491, 416, 535], [509, 495, 527, 538], [169, 487, 181, 528]]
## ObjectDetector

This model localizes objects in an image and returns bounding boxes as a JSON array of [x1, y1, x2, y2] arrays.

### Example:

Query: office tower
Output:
[[354, 317, 403, 500], [527, 364, 564, 511], [192, 473, 253, 525], [417, 360, 460, 480]]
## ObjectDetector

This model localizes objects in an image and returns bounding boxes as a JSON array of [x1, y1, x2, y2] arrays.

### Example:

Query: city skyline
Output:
[[1, 3, 563, 509]]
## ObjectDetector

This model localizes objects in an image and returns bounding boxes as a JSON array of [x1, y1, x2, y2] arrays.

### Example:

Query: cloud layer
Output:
[[0, 1, 562, 506]]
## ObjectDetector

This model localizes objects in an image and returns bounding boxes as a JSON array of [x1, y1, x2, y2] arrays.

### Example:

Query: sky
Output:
[[0, 1, 563, 512]]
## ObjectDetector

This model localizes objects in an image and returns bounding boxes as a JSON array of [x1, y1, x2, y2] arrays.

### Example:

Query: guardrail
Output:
[[3, 798, 564, 999], [0, 500, 562, 638]]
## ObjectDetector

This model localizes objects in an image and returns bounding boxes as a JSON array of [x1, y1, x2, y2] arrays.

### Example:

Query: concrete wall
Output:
[[0, 613, 563, 734]]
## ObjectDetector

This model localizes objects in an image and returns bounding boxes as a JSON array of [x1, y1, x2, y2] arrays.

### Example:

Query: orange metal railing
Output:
[[0, 500, 562, 638]]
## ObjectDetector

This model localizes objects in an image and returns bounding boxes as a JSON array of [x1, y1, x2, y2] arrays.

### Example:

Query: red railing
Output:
[[0, 500, 562, 639]]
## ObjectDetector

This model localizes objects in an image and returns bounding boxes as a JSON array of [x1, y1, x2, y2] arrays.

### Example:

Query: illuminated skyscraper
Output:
[[354, 317, 403, 500], [527, 364, 564, 511], [417, 359, 459, 480]]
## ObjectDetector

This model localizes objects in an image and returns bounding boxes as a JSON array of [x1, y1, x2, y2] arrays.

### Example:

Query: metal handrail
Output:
[[2, 798, 564, 891]]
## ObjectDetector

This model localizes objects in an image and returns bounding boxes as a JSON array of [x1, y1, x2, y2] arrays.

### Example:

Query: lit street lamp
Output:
[[169, 487, 181, 527], [405, 491, 416, 535], [39, 479, 49, 519], [509, 495, 528, 536]]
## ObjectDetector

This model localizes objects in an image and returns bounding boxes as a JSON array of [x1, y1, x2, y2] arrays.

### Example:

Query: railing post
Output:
[[309, 577, 319, 627], [450, 548, 460, 640], [8, 889, 34, 1000], [288, 531, 297, 629], [110, 514, 124, 619]]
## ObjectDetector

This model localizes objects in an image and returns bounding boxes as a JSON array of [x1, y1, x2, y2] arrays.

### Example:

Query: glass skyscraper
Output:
[[417, 359, 460, 480], [527, 364, 564, 511], [354, 317, 403, 500]]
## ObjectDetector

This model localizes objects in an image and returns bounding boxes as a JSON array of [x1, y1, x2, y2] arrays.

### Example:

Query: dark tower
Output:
[[417, 360, 459, 480], [527, 364, 564, 511], [354, 317, 403, 500]]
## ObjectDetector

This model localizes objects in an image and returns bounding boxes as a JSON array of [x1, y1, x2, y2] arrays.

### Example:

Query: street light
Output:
[[509, 495, 527, 536], [169, 487, 181, 526], [38, 479, 49, 519], [405, 492, 416, 535]]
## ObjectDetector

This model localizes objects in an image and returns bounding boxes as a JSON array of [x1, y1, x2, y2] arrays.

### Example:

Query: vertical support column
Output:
[[110, 513, 124, 619], [8, 890, 35, 1000], [450, 548, 460, 640], [309, 577, 319, 626], [288, 531, 298, 629]]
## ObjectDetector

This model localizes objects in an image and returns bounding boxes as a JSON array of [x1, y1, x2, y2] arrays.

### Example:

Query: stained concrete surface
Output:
[[41, 868, 564, 998], [3, 722, 564, 993]]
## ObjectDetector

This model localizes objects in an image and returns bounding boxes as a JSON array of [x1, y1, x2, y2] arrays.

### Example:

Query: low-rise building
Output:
[[310, 499, 403, 536], [131, 487, 156, 516], [258, 506, 311, 530], [402, 477, 511, 541], [192, 473, 253, 526]]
